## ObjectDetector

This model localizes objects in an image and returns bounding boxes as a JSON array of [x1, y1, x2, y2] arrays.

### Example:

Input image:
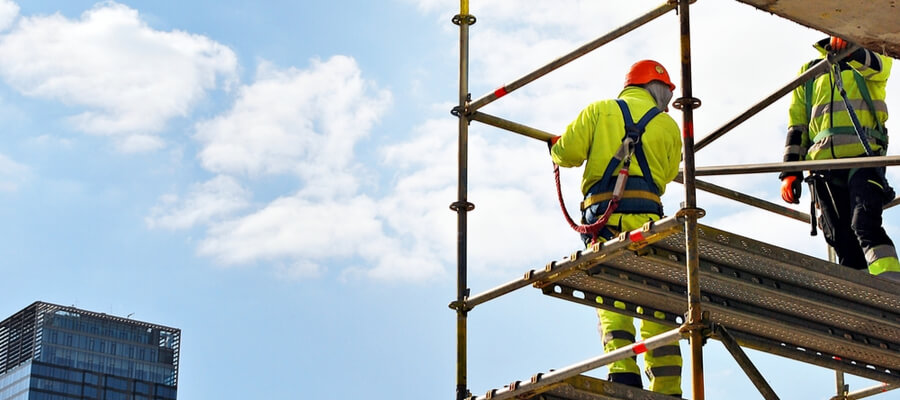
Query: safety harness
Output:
[[802, 56, 892, 235], [803, 58, 888, 157], [554, 99, 663, 244]]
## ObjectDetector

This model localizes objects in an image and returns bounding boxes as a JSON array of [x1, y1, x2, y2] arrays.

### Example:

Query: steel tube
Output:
[[691, 156, 900, 176], [839, 383, 897, 400], [715, 325, 780, 400], [726, 330, 900, 386], [835, 371, 847, 400], [886, 196, 900, 210], [694, 46, 856, 152], [675, 1, 705, 399], [466, 2, 675, 112], [464, 215, 684, 310], [455, 4, 471, 400], [467, 328, 685, 400], [469, 111, 555, 142], [675, 176, 810, 223]]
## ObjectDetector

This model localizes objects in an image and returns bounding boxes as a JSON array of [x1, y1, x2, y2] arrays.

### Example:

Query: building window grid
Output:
[[31, 377, 83, 397], [1, 302, 180, 398], [45, 328, 160, 362], [39, 323, 178, 385], [42, 345, 175, 384], [48, 313, 157, 346], [23, 360, 177, 399]]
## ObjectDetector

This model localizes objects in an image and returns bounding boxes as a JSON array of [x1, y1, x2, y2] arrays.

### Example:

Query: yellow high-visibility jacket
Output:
[[552, 86, 682, 197], [788, 42, 892, 160]]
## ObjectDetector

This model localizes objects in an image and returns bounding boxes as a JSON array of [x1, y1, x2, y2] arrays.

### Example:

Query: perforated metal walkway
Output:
[[518, 375, 682, 400], [539, 219, 900, 385]]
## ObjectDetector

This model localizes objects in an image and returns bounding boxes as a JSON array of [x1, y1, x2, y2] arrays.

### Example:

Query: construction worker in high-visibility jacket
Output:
[[549, 60, 683, 396], [780, 37, 900, 280]]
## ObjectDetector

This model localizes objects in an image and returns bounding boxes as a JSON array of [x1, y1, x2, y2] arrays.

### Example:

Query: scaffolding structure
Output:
[[450, 1, 900, 400]]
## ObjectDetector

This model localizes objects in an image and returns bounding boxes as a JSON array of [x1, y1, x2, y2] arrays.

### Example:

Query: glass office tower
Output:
[[0, 302, 180, 400]]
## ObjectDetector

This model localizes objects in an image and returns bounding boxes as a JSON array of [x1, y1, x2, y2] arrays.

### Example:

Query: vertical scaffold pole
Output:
[[451, 2, 475, 400], [674, 0, 705, 399]]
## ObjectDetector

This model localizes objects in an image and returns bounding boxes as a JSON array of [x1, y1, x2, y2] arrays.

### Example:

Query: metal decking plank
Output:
[[536, 224, 900, 382], [654, 225, 900, 309], [605, 248, 900, 344], [544, 269, 900, 384], [525, 375, 686, 400]]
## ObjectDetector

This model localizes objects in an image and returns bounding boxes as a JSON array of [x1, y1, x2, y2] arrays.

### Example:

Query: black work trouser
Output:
[[813, 167, 893, 270]]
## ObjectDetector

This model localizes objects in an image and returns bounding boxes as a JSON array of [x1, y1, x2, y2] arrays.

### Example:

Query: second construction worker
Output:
[[549, 60, 683, 396], [780, 37, 900, 280]]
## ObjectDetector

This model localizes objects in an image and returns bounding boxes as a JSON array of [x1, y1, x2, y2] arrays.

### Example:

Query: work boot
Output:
[[608, 372, 642, 388]]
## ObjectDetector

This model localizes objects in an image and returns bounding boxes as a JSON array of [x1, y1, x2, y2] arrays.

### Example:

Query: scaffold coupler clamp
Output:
[[451, 94, 473, 124], [452, 13, 476, 26], [681, 311, 712, 344], [675, 206, 706, 220], [448, 288, 471, 312], [672, 96, 701, 111], [449, 200, 475, 212]]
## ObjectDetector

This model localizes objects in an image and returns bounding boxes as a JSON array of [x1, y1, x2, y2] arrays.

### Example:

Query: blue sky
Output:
[[0, 1, 897, 399]]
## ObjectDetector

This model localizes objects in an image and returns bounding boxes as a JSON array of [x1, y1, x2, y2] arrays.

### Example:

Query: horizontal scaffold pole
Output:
[[694, 45, 858, 152], [458, 215, 683, 311], [714, 325, 780, 400], [467, 327, 685, 400], [675, 175, 810, 223], [691, 156, 900, 176], [830, 383, 898, 400], [469, 111, 555, 141], [887, 196, 900, 210], [466, 1, 676, 113]]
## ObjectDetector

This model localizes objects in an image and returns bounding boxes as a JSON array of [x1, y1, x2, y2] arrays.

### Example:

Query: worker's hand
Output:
[[547, 135, 560, 152], [829, 36, 848, 52], [780, 175, 802, 204]]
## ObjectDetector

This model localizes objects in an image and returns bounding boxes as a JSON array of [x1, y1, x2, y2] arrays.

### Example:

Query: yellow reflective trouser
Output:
[[593, 214, 681, 395], [598, 303, 682, 395]]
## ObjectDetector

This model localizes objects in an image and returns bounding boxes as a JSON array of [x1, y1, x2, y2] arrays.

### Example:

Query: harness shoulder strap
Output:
[[851, 68, 886, 136], [615, 99, 660, 194]]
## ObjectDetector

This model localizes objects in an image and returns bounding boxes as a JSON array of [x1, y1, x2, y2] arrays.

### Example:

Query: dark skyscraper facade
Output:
[[0, 302, 180, 400]]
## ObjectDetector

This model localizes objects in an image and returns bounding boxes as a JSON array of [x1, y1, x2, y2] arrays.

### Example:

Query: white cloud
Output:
[[28, 134, 73, 148], [194, 56, 391, 190], [149, 55, 412, 280], [146, 175, 250, 229], [195, 188, 450, 283], [0, 0, 18, 32], [0, 2, 237, 151], [197, 194, 382, 263], [0, 152, 29, 192], [378, 119, 577, 280], [274, 260, 323, 280]]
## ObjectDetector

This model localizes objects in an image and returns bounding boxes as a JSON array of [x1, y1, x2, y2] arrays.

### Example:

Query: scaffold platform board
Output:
[[538, 220, 900, 385], [518, 375, 684, 400]]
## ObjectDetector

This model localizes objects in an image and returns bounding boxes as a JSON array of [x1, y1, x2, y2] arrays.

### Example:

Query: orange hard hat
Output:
[[624, 60, 675, 91]]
